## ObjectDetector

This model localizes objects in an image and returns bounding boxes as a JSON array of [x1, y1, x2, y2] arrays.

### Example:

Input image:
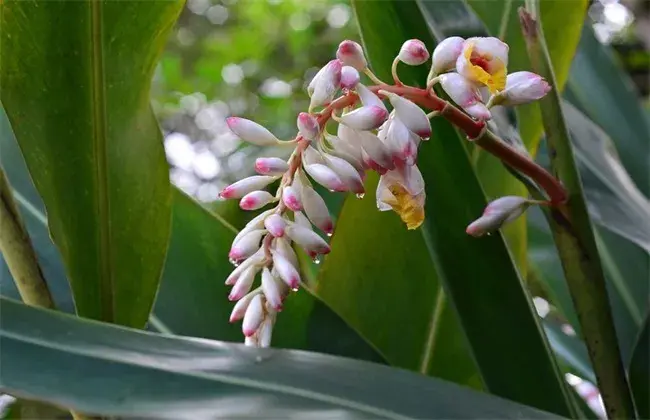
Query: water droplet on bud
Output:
[[355, 193, 365, 199], [291, 287, 299, 292], [229, 258, 239, 267], [328, 189, 335, 193], [486, 232, 492, 236], [326, 232, 333, 237], [312, 256, 321, 265]]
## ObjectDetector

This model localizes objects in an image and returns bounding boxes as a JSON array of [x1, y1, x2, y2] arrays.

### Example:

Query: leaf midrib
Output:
[[90, 0, 113, 322]]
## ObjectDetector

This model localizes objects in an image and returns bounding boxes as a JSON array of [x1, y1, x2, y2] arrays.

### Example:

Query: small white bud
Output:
[[219, 176, 277, 199], [226, 117, 279, 146], [264, 214, 286, 237], [256, 317, 275, 348], [286, 223, 331, 255], [229, 291, 257, 323], [242, 294, 265, 337], [282, 185, 302, 211], [339, 105, 389, 131], [379, 113, 418, 166], [336, 40, 367, 70], [224, 248, 264, 286], [324, 153, 365, 194], [232, 209, 273, 245], [304, 163, 347, 192], [239, 190, 275, 211], [308, 59, 342, 109], [466, 196, 530, 237], [297, 112, 320, 141], [255, 157, 289, 176], [398, 39, 430, 66], [273, 236, 298, 268], [359, 130, 394, 171], [439, 73, 492, 121], [301, 185, 333, 234], [499, 71, 551, 106], [340, 66, 360, 89], [356, 83, 387, 112], [272, 251, 301, 289], [261, 267, 283, 311], [302, 146, 326, 166], [334, 125, 365, 163], [431, 36, 465, 75], [380, 91, 431, 138], [229, 265, 258, 301], [229, 229, 265, 262]]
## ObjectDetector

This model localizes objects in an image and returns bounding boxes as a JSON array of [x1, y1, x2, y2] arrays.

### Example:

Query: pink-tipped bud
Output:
[[226, 117, 279, 146], [308, 59, 342, 109], [398, 39, 430, 66], [272, 251, 301, 289], [255, 157, 289, 176], [336, 40, 367, 70], [229, 229, 265, 262], [339, 105, 388, 131], [334, 125, 365, 163], [261, 267, 283, 311], [273, 236, 299, 267], [431, 36, 465, 75], [286, 223, 331, 255], [501, 71, 551, 106], [232, 209, 273, 246], [304, 163, 347, 192], [340, 66, 360, 89], [466, 196, 530, 237], [439, 73, 492, 121], [380, 91, 431, 138], [264, 214, 286, 237], [359, 131, 394, 171], [297, 112, 320, 141], [240, 190, 275, 211], [324, 154, 364, 194], [301, 186, 333, 234], [282, 186, 302, 211], [219, 176, 277, 199], [242, 294, 264, 336], [356, 83, 387, 112], [224, 248, 262, 285], [302, 146, 326, 166], [229, 292, 256, 323], [229, 266, 257, 301]]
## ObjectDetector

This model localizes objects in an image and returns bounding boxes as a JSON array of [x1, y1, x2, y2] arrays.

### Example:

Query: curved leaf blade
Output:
[[0, 1, 183, 326], [0, 298, 560, 419]]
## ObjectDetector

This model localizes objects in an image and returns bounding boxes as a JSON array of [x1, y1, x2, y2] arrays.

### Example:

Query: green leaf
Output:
[[0, 1, 183, 327], [566, 24, 650, 197], [0, 298, 561, 419], [629, 315, 649, 419], [317, 1, 573, 416]]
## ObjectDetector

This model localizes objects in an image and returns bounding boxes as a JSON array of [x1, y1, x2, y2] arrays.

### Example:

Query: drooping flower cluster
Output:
[[219, 36, 552, 347]]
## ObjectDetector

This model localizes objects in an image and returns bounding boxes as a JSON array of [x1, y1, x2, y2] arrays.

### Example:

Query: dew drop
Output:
[[326, 232, 333, 237], [486, 232, 492, 236], [328, 189, 335, 193], [229, 258, 239, 267], [312, 256, 321, 265], [291, 287, 299, 292], [355, 193, 365, 199]]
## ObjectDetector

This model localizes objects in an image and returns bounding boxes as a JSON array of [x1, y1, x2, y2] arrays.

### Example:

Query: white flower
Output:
[[431, 36, 465, 75], [226, 117, 279, 146], [456, 37, 509, 93], [398, 39, 430, 66], [376, 164, 426, 230]]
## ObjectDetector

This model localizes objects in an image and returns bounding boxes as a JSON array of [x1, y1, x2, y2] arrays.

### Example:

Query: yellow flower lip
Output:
[[387, 184, 425, 230], [463, 42, 507, 94]]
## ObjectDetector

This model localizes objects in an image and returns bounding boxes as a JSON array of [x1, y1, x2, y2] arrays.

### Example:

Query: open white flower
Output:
[[376, 164, 426, 230]]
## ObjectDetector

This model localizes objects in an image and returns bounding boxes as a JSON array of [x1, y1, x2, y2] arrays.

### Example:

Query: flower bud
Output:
[[281, 185, 302, 211], [308, 59, 343, 109], [229, 291, 256, 322], [398, 39, 430, 66], [229, 229, 265, 262], [334, 125, 365, 163], [286, 223, 331, 255], [301, 185, 333, 234], [379, 113, 418, 166], [242, 294, 264, 336], [272, 251, 301, 289], [229, 265, 258, 301], [340, 66, 360, 89], [380, 91, 431, 138], [324, 154, 364, 194], [219, 176, 277, 199], [232, 209, 273, 245], [264, 214, 286, 237], [304, 163, 347, 192], [499, 71, 551, 106], [255, 157, 289, 176], [297, 112, 320, 141], [356, 83, 387, 112], [431, 36, 465, 75], [439, 73, 491, 121], [225, 248, 264, 285], [256, 317, 274, 348], [339, 106, 388, 131], [293, 211, 312, 229], [226, 117, 279, 146], [239, 191, 275, 211], [336, 40, 367, 70], [359, 131, 394, 172], [273, 236, 298, 267], [466, 196, 530, 237], [261, 267, 283, 311], [302, 145, 325, 166]]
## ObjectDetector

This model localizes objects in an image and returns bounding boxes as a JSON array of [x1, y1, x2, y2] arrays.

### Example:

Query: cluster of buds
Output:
[[219, 36, 554, 347]]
